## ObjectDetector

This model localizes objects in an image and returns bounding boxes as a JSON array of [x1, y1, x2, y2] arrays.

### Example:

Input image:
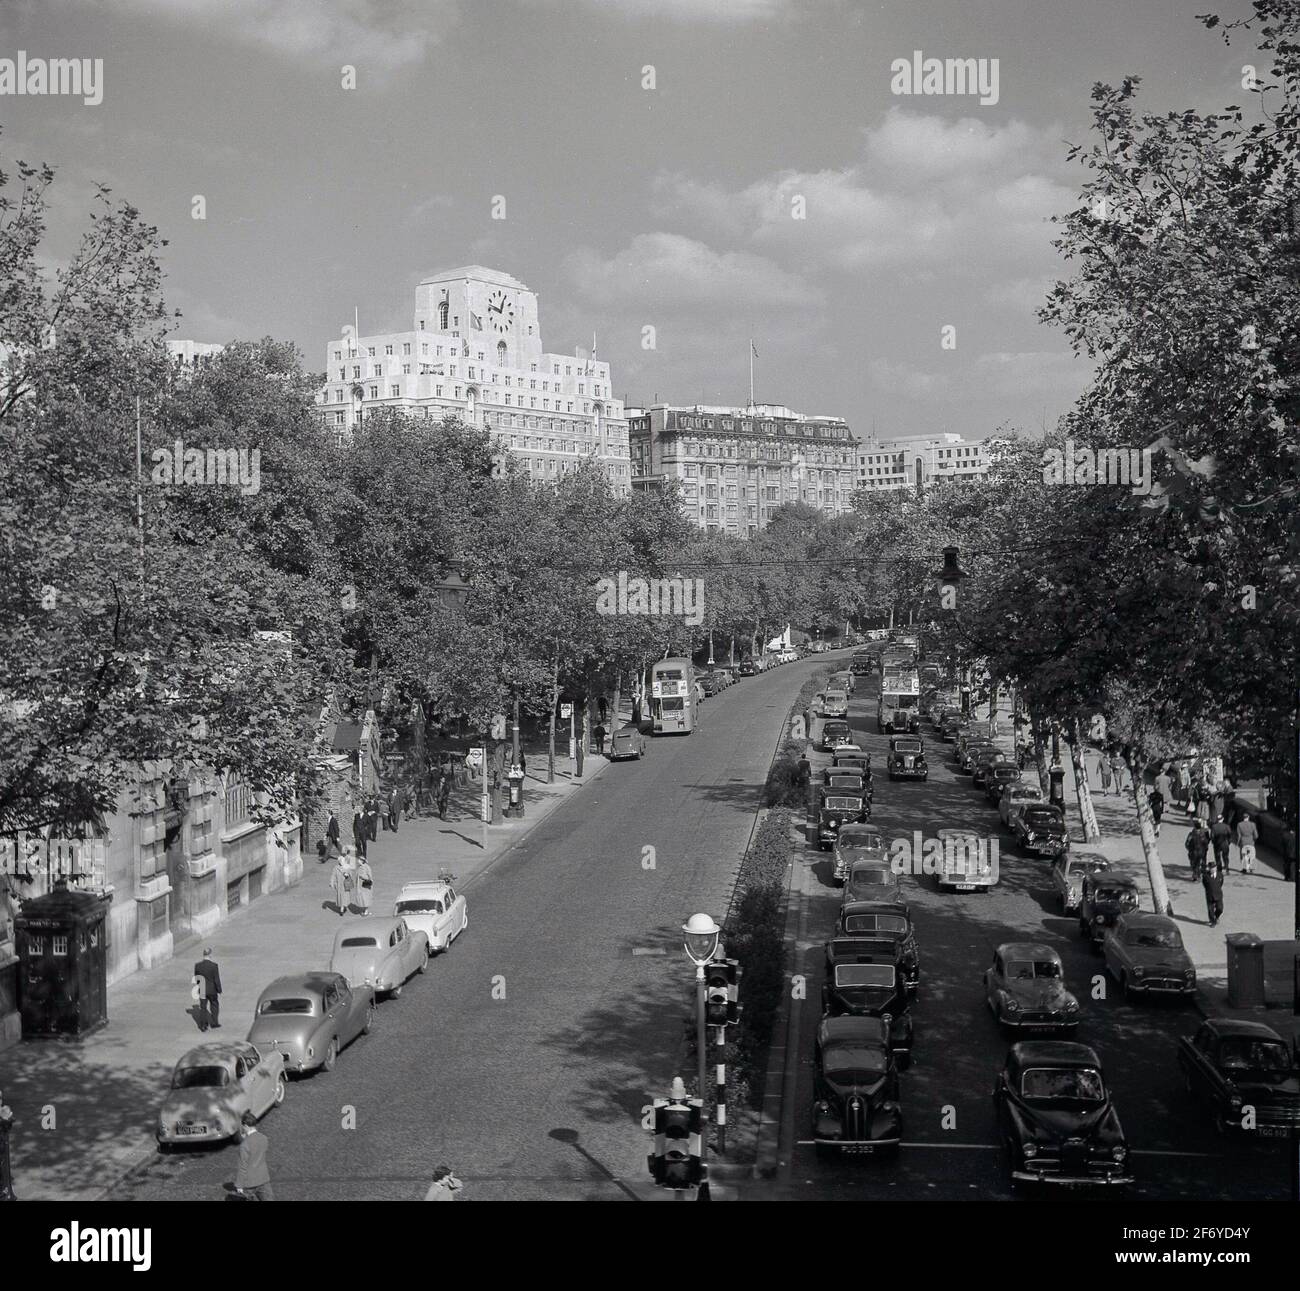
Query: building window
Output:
[[369, 385, 378, 398], [498, 341, 507, 364]]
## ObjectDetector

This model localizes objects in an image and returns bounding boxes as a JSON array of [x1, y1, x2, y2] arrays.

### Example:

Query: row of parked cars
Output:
[[155, 876, 470, 1149], [809, 675, 1300, 1180]]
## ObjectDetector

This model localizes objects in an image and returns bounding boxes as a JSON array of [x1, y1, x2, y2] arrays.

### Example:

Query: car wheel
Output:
[[418, 949, 429, 974], [157, 1141, 173, 1155], [389, 983, 403, 999], [322, 1036, 339, 1071], [361, 1004, 374, 1035], [273, 1074, 286, 1107]]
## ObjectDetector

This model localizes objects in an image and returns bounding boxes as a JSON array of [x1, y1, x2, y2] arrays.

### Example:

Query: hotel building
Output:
[[317, 266, 631, 493], [628, 402, 857, 535], [856, 432, 991, 493]]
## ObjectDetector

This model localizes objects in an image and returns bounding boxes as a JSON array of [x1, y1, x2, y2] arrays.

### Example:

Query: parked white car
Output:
[[998, 782, 1045, 827], [394, 879, 468, 953]]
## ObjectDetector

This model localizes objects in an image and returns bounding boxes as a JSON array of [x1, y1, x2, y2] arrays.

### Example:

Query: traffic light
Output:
[[648, 1084, 702, 1189], [705, 957, 740, 1026]]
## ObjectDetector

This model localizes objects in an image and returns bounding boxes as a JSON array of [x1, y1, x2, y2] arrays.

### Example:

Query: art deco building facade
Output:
[[317, 266, 631, 493], [628, 402, 857, 535]]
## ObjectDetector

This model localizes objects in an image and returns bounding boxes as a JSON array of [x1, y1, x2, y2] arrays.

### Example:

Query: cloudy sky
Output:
[[1, 0, 1261, 440]]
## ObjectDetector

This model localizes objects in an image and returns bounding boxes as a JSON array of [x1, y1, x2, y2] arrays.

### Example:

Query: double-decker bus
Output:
[[650, 657, 697, 735], [878, 667, 921, 733]]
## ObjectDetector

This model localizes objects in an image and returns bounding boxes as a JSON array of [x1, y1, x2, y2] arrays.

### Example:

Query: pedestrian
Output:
[[1210, 814, 1233, 874], [1282, 826, 1297, 884], [436, 769, 451, 820], [598, 697, 608, 725], [574, 734, 585, 779], [365, 793, 379, 841], [1110, 752, 1127, 794], [1016, 741, 1027, 772], [1177, 761, 1192, 813], [234, 1110, 274, 1201], [1186, 821, 1209, 882], [387, 786, 401, 833], [519, 748, 527, 777], [193, 947, 222, 1031], [1155, 765, 1173, 804], [1148, 786, 1164, 837], [330, 852, 353, 915], [1211, 784, 1226, 824], [351, 805, 367, 859], [423, 1164, 463, 1201], [1098, 756, 1113, 797], [355, 856, 374, 914], [1235, 812, 1258, 875], [1202, 854, 1224, 927], [325, 810, 341, 858], [592, 722, 606, 755]]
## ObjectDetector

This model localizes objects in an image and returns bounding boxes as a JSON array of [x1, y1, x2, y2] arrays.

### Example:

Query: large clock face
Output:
[[486, 289, 514, 333]]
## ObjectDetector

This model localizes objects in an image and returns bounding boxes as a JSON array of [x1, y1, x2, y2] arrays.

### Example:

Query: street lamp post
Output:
[[1049, 720, 1066, 809], [683, 912, 721, 1198], [0, 1095, 14, 1201]]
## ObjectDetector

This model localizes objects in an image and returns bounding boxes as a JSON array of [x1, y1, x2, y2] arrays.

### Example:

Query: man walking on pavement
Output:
[[1210, 813, 1233, 875], [193, 947, 222, 1030], [1235, 812, 1258, 875], [1148, 785, 1164, 837], [388, 785, 402, 833], [234, 1111, 274, 1200], [1186, 820, 1209, 882], [325, 810, 341, 859], [1202, 852, 1225, 927], [352, 804, 367, 859]]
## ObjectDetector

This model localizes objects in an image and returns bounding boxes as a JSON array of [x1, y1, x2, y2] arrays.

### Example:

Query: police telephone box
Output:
[[15, 881, 111, 1039]]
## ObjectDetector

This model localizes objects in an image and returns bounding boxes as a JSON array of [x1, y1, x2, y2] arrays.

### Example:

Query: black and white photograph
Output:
[[0, 0, 1297, 1254]]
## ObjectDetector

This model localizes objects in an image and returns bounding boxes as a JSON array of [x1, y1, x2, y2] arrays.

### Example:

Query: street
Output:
[[777, 674, 1291, 1200], [116, 659, 815, 1201]]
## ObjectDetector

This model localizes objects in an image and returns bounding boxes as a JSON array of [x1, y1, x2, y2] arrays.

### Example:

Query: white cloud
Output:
[[107, 0, 454, 72], [527, 0, 797, 21], [868, 357, 949, 399], [972, 350, 1093, 398], [563, 232, 821, 312]]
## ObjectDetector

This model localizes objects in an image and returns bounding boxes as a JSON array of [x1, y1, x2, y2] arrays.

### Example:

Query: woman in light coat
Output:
[[330, 852, 354, 915], [355, 858, 374, 914]]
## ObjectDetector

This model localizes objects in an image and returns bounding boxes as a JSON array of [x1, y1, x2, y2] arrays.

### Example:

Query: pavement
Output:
[[0, 742, 612, 1201]]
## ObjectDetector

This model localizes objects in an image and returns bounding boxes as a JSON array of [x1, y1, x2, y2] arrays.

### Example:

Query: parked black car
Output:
[[1078, 873, 1140, 949], [821, 937, 913, 1062], [812, 1015, 903, 1154], [886, 735, 927, 781], [1012, 803, 1070, 858], [817, 791, 868, 850], [737, 659, 759, 677], [994, 1041, 1132, 1188], [1177, 1019, 1300, 1139], [836, 901, 919, 991]]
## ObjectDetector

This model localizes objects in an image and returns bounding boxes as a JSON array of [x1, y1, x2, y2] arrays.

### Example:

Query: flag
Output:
[[471, 311, 483, 330], [751, 340, 758, 358], [462, 340, 470, 356]]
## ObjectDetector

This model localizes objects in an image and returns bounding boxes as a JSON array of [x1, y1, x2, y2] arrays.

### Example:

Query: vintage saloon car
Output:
[[958, 737, 999, 774], [1012, 803, 1070, 857], [330, 916, 429, 999], [1078, 873, 1140, 949], [998, 782, 1045, 826], [1102, 913, 1196, 1001], [984, 763, 1022, 804], [837, 901, 919, 991], [820, 719, 853, 752], [939, 713, 964, 742], [1050, 854, 1111, 916], [971, 747, 1010, 789], [832, 824, 888, 883], [935, 827, 998, 893], [819, 689, 850, 718], [246, 972, 375, 1076], [812, 1015, 902, 1153], [394, 877, 468, 953], [821, 937, 914, 1061], [842, 858, 905, 909], [994, 1042, 1132, 1187], [608, 725, 648, 759], [985, 943, 1080, 1033], [832, 752, 873, 794], [1177, 1018, 1300, 1138], [157, 1040, 286, 1148], [822, 767, 866, 797], [817, 789, 869, 850], [886, 735, 928, 781]]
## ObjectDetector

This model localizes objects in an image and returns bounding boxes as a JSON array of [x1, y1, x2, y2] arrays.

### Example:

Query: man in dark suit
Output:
[[194, 948, 222, 1030], [235, 1111, 274, 1200], [325, 810, 341, 857], [351, 806, 367, 858]]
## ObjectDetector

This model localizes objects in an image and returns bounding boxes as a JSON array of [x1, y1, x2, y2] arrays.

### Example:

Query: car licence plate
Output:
[[953, 883, 976, 892], [176, 1125, 206, 1136], [840, 1143, 877, 1154], [1256, 1125, 1288, 1138]]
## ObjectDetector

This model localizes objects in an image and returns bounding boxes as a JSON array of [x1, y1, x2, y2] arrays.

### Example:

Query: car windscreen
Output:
[[823, 796, 862, 810], [895, 695, 919, 709], [1124, 926, 1183, 950], [838, 830, 882, 848], [834, 963, 895, 988], [1010, 787, 1042, 800], [396, 899, 442, 913], [1005, 959, 1062, 980], [826, 691, 847, 702], [844, 915, 907, 935], [823, 1046, 890, 1080], [1219, 1039, 1293, 1076], [823, 722, 849, 734], [339, 937, 379, 948], [257, 997, 314, 1015], [1095, 885, 1136, 901], [657, 669, 684, 680], [850, 868, 893, 886], [892, 740, 922, 753], [1021, 1068, 1105, 1102], [172, 1065, 230, 1089], [661, 697, 684, 711], [1023, 810, 1062, 827]]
